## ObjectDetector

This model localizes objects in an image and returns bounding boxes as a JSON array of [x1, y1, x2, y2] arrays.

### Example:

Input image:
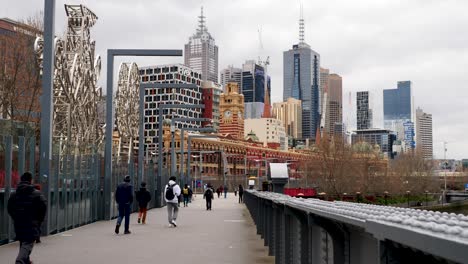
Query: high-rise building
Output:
[[320, 68, 329, 128], [220, 65, 242, 91], [139, 64, 202, 152], [201, 81, 222, 131], [219, 82, 245, 139], [242, 60, 271, 119], [283, 10, 320, 141], [416, 107, 433, 159], [328, 73, 343, 135], [352, 129, 396, 159], [272, 98, 302, 140], [184, 7, 218, 83], [383, 81, 413, 142], [356, 91, 373, 130], [244, 118, 287, 151]]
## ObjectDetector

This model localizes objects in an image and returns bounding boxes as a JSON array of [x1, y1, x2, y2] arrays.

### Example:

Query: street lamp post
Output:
[[186, 134, 217, 187], [425, 190, 429, 206], [181, 129, 216, 184], [384, 191, 389, 205], [406, 190, 411, 208], [443, 141, 448, 204], [356, 191, 361, 203], [170, 118, 210, 177], [157, 104, 204, 187]]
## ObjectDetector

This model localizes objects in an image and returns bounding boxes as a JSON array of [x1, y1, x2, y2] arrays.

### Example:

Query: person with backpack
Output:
[[238, 184, 244, 203], [136, 182, 151, 224], [8, 172, 47, 264], [182, 184, 190, 207], [203, 184, 214, 210], [115, 175, 133, 234], [165, 176, 181, 227]]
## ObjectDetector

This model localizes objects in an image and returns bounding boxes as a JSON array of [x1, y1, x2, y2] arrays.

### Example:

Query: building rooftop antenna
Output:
[[299, 3, 305, 44], [198, 6, 206, 33]]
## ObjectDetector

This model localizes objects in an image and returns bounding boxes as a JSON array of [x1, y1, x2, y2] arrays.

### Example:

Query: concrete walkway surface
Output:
[[0, 193, 274, 264]]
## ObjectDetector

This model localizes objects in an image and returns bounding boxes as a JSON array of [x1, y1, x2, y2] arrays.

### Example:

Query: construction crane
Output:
[[257, 26, 271, 118]]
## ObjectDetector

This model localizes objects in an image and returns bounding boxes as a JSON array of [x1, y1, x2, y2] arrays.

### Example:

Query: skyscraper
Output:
[[328, 73, 343, 135], [356, 91, 373, 130], [383, 81, 413, 142], [416, 107, 433, 159], [220, 65, 242, 91], [272, 98, 302, 140], [242, 60, 271, 119], [139, 64, 202, 152], [184, 7, 219, 83], [283, 8, 320, 141]]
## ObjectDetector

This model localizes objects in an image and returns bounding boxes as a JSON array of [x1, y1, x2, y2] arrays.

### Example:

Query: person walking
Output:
[[115, 175, 133, 234], [216, 187, 221, 198], [188, 186, 193, 203], [135, 182, 151, 224], [238, 184, 244, 203], [224, 185, 228, 199], [8, 172, 47, 264], [33, 183, 42, 244], [182, 184, 190, 207], [203, 184, 214, 210], [165, 176, 181, 227]]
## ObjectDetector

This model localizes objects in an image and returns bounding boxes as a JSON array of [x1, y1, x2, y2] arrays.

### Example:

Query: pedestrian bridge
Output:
[[244, 190, 468, 264], [0, 194, 273, 264]]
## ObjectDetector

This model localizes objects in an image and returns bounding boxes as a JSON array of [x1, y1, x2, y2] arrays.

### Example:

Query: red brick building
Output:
[[0, 18, 41, 123]]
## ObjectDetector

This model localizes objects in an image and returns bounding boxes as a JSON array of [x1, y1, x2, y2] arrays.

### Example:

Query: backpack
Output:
[[165, 184, 175, 200], [205, 189, 213, 199], [183, 188, 189, 195]]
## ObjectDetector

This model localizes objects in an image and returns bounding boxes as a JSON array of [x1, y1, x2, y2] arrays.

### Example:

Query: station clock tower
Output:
[[219, 82, 245, 139]]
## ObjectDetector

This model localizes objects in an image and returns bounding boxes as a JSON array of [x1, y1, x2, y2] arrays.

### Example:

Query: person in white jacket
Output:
[[165, 176, 181, 227]]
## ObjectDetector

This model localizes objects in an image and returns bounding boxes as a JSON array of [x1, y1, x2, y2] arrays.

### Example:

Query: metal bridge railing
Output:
[[244, 190, 468, 264]]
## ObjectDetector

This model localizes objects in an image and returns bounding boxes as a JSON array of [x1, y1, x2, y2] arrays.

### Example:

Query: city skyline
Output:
[[2, 0, 467, 159]]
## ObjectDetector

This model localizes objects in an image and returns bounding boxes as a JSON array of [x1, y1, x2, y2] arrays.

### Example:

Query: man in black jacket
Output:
[[8, 172, 47, 264], [115, 175, 133, 234]]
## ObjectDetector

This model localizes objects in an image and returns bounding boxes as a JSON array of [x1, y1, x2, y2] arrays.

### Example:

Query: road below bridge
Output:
[[0, 193, 273, 264]]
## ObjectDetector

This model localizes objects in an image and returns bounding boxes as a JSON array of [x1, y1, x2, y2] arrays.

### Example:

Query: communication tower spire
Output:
[[299, 3, 305, 44], [198, 6, 206, 33]]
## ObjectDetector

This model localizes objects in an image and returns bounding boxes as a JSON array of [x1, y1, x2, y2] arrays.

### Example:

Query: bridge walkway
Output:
[[0, 193, 273, 264]]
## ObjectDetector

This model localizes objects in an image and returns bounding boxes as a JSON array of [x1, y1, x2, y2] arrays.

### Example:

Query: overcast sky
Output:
[[2, 0, 468, 159]]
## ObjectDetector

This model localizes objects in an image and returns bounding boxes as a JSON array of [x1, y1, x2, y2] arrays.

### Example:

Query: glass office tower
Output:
[[283, 43, 320, 140], [383, 81, 413, 146]]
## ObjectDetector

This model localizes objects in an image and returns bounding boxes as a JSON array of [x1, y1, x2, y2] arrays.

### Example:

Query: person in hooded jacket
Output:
[[165, 176, 181, 227], [203, 184, 214, 210], [8, 172, 47, 264], [135, 182, 151, 224], [114, 175, 133, 234]]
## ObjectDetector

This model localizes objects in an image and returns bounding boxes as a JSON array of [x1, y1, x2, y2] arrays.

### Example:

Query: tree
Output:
[[388, 149, 438, 194], [0, 13, 43, 136]]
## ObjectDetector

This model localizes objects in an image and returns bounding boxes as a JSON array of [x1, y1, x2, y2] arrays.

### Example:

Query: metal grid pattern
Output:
[[244, 190, 468, 264]]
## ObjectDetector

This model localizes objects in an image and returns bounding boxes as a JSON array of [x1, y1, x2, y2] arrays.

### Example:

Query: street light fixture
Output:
[[406, 190, 411, 208], [384, 191, 389, 205], [170, 117, 211, 176], [425, 190, 429, 206], [186, 134, 218, 186]]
